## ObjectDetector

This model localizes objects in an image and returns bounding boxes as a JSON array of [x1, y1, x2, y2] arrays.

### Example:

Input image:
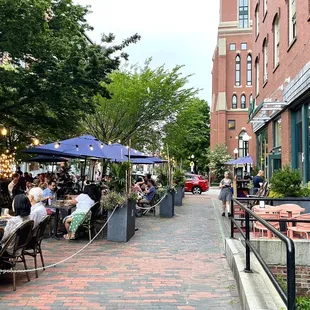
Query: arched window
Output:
[[255, 57, 260, 96], [232, 95, 237, 109], [238, 131, 248, 157], [249, 94, 253, 106], [273, 15, 280, 68], [247, 54, 252, 86], [263, 38, 268, 83], [235, 55, 241, 86], [241, 95, 246, 109]]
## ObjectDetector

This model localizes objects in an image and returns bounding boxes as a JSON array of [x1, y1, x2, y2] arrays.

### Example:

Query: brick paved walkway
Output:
[[0, 192, 240, 310]]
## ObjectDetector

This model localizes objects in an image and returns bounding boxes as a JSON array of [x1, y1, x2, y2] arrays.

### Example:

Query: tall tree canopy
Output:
[[84, 60, 198, 149], [162, 98, 210, 173], [0, 0, 140, 142]]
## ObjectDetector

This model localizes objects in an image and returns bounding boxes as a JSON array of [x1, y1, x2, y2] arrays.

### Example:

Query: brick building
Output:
[[249, 0, 310, 181], [211, 0, 256, 176]]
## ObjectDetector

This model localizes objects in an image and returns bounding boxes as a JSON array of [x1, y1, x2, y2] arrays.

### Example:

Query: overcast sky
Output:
[[75, 0, 220, 102]]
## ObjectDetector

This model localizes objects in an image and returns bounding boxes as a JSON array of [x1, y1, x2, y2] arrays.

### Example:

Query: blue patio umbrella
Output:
[[225, 155, 253, 165], [104, 143, 149, 162], [23, 135, 108, 159], [27, 155, 68, 163]]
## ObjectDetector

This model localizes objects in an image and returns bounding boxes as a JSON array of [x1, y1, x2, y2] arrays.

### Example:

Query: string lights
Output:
[[54, 142, 61, 149], [89, 145, 94, 151]]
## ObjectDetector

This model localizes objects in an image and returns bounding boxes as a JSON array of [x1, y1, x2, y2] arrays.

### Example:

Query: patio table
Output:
[[252, 205, 283, 213], [52, 201, 75, 240]]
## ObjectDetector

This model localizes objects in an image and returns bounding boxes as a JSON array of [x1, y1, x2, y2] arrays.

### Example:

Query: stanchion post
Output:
[[230, 200, 234, 238], [245, 211, 252, 273], [287, 240, 296, 310]]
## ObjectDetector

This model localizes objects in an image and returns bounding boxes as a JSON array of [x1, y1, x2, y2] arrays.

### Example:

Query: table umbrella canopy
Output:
[[225, 155, 253, 165], [23, 135, 108, 159], [104, 143, 149, 162], [27, 155, 68, 163]]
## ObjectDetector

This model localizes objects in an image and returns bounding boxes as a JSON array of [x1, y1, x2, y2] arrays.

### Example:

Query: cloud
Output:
[[75, 0, 219, 102]]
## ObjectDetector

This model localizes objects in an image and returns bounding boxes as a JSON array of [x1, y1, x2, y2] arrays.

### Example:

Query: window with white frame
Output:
[[255, 58, 260, 96], [273, 16, 280, 67], [235, 55, 241, 86], [247, 54, 252, 86], [241, 95, 246, 109], [238, 131, 248, 157], [239, 0, 249, 28], [249, 94, 253, 106], [232, 95, 237, 109], [263, 0, 267, 16], [263, 39, 268, 83], [255, 5, 260, 37], [289, 0, 296, 43]]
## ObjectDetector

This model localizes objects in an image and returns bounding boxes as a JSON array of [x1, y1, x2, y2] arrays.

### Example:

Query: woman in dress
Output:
[[0, 194, 31, 254], [218, 171, 233, 217], [63, 186, 96, 240]]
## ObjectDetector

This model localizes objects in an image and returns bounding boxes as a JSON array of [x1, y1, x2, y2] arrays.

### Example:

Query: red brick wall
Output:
[[270, 265, 310, 296]]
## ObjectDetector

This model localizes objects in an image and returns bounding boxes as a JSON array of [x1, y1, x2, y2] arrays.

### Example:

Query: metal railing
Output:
[[230, 197, 297, 310]]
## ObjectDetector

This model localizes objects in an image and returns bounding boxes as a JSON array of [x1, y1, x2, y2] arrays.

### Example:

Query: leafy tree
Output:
[[207, 144, 231, 182], [83, 59, 198, 149], [162, 98, 210, 173], [0, 0, 140, 143]]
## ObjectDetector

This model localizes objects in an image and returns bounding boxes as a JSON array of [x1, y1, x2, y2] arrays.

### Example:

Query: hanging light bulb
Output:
[[89, 145, 94, 151], [1, 128, 7, 136], [126, 145, 129, 149], [100, 143, 104, 149], [76, 145, 79, 151], [117, 139, 121, 143], [33, 138, 40, 146], [54, 142, 60, 149], [108, 141, 111, 145], [6, 149, 9, 153]]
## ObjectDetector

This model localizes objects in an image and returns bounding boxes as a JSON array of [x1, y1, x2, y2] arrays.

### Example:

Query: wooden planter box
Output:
[[160, 191, 175, 218], [107, 199, 136, 242]]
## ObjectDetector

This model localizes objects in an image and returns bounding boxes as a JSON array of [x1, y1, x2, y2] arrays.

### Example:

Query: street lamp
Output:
[[189, 154, 195, 173], [233, 148, 238, 159]]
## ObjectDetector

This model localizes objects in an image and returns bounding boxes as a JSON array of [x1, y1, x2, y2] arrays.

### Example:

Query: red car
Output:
[[185, 174, 209, 195]]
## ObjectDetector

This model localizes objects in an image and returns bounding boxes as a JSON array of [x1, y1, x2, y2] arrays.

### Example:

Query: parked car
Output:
[[185, 174, 209, 195]]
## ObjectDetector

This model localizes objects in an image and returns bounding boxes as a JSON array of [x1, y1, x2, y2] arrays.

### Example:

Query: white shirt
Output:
[[71, 194, 94, 215], [29, 202, 47, 228]]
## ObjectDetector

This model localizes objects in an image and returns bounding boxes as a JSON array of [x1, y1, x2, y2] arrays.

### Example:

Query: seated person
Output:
[[28, 187, 47, 229], [63, 186, 96, 240], [8, 173, 22, 198], [0, 194, 31, 255], [42, 180, 57, 215], [138, 179, 156, 207], [133, 177, 143, 193]]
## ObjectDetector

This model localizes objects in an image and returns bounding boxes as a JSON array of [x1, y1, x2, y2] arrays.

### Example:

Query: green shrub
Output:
[[173, 169, 186, 187], [101, 191, 126, 211], [157, 167, 169, 186], [297, 296, 310, 310], [270, 166, 302, 197]]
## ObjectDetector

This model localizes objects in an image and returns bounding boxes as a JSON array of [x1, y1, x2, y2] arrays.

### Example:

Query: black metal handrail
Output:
[[231, 197, 296, 310]]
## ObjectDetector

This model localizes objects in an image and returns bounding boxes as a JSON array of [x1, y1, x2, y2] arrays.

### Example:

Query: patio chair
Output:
[[79, 202, 101, 241], [248, 182, 269, 209], [142, 193, 159, 216], [253, 212, 280, 238], [24, 215, 50, 278], [0, 220, 34, 291], [287, 214, 310, 239]]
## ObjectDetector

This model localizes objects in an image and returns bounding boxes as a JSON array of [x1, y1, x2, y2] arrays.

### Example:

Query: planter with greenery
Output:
[[269, 166, 310, 211], [159, 187, 175, 218], [173, 169, 186, 206]]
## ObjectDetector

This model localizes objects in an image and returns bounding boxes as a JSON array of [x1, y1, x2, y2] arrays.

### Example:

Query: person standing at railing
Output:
[[253, 170, 264, 194], [218, 171, 233, 217]]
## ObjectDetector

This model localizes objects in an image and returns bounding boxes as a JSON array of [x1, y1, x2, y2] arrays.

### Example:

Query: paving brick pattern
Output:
[[0, 192, 240, 310]]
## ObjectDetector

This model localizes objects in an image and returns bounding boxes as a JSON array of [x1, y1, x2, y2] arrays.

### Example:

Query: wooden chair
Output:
[[0, 220, 34, 291], [79, 202, 100, 241], [287, 214, 310, 239], [253, 213, 280, 238], [24, 215, 50, 278]]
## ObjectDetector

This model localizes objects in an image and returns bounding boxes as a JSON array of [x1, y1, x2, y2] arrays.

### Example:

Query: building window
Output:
[[263, 39, 268, 83], [255, 5, 260, 37], [255, 57, 260, 96], [273, 16, 280, 67], [238, 131, 248, 157], [239, 0, 249, 28], [263, 0, 268, 16], [274, 118, 282, 147], [241, 43, 247, 50], [235, 55, 241, 86], [230, 43, 236, 51], [247, 54, 252, 86], [228, 120, 236, 130], [232, 95, 237, 109], [241, 95, 246, 109], [249, 94, 254, 107], [289, 0, 296, 43]]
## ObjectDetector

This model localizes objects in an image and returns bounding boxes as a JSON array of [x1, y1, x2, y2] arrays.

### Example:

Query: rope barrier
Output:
[[0, 205, 118, 274], [135, 193, 167, 211]]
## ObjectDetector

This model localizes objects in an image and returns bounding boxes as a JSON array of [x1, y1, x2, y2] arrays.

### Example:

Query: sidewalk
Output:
[[0, 192, 240, 310]]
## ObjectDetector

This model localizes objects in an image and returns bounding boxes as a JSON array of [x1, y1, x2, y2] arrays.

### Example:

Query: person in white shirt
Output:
[[28, 187, 47, 229], [63, 186, 96, 240]]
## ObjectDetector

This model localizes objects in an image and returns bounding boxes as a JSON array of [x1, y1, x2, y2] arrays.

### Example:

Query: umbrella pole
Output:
[[127, 139, 131, 195], [82, 158, 87, 191]]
